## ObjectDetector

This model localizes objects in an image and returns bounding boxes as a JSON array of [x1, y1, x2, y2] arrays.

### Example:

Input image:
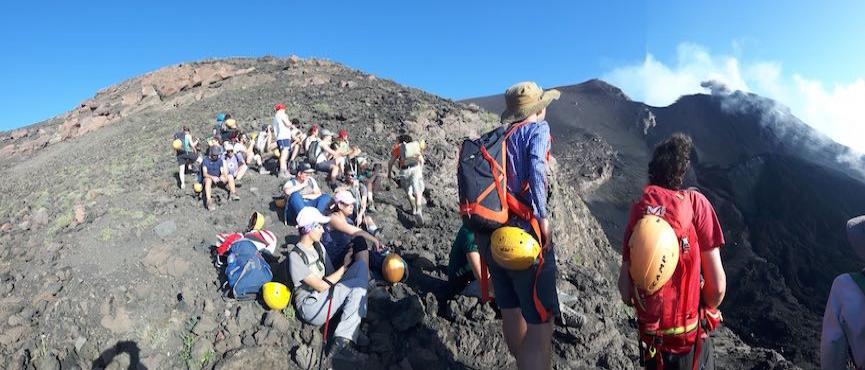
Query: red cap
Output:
[[338, 129, 348, 139], [274, 103, 285, 111]]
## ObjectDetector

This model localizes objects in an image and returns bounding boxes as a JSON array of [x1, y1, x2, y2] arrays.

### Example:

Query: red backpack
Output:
[[627, 186, 703, 357]]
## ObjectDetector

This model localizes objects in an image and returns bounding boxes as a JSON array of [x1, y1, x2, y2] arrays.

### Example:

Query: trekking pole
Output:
[[317, 287, 336, 370]]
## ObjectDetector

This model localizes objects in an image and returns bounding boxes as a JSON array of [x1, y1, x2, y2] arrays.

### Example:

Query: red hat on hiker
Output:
[[274, 103, 285, 111]]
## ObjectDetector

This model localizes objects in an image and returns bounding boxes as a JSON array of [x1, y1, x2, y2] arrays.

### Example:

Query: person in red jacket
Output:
[[617, 133, 727, 370]]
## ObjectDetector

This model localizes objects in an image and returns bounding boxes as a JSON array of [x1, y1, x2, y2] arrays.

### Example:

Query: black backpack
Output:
[[306, 140, 322, 165], [456, 122, 528, 231]]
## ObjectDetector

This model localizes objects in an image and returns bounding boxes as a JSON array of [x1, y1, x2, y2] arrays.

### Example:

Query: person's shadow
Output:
[[91, 341, 146, 370]]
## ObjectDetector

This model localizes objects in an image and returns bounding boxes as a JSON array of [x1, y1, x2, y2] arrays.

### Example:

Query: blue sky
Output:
[[2, 1, 864, 150]]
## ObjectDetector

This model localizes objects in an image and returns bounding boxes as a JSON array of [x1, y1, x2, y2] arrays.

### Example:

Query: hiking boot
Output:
[[328, 337, 367, 363], [231, 193, 241, 201]]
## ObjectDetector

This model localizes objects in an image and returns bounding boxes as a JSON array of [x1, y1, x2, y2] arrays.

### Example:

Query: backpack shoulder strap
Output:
[[313, 242, 327, 267], [291, 245, 310, 266], [850, 271, 865, 297]]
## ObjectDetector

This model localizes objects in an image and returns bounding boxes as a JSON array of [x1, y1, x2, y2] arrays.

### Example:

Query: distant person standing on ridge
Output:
[[273, 103, 295, 178], [821, 216, 865, 369], [618, 133, 726, 370], [473, 81, 560, 369]]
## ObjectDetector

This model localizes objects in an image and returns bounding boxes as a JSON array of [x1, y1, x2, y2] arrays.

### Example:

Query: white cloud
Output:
[[603, 43, 865, 154]]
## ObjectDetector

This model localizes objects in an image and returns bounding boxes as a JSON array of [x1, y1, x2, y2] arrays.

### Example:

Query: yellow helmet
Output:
[[250, 132, 259, 142], [225, 118, 237, 129], [273, 149, 281, 158], [382, 253, 408, 283], [262, 282, 290, 310], [248, 212, 265, 231], [491, 226, 540, 270], [172, 139, 183, 151], [193, 183, 203, 193], [628, 215, 679, 294]]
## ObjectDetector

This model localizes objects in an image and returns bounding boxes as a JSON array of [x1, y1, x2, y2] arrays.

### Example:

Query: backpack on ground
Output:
[[225, 239, 273, 300], [306, 140, 322, 165], [627, 186, 707, 359]]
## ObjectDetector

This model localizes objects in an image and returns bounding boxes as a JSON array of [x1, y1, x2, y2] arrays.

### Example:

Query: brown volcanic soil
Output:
[[0, 58, 795, 369]]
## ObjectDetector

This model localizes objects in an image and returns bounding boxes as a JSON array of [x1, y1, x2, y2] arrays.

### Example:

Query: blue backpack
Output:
[[225, 239, 272, 300]]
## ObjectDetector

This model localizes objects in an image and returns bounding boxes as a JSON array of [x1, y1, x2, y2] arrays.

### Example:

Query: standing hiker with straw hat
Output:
[[821, 216, 865, 369], [472, 81, 560, 369]]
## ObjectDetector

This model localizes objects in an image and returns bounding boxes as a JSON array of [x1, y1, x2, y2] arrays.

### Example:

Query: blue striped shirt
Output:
[[506, 121, 550, 220]]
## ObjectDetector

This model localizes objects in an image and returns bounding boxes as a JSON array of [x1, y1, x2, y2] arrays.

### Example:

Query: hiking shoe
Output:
[[259, 168, 271, 175], [206, 200, 215, 210], [231, 193, 240, 201], [180, 183, 186, 190], [328, 337, 367, 363]]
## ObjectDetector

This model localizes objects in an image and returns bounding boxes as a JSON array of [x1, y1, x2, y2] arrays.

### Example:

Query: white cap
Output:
[[296, 207, 331, 228], [333, 190, 356, 205]]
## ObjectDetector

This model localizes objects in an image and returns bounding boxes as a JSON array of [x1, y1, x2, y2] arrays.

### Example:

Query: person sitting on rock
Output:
[[222, 142, 249, 183], [288, 119, 306, 163], [283, 162, 332, 224], [219, 118, 241, 143], [387, 133, 426, 221], [322, 190, 383, 271], [314, 129, 344, 186], [174, 126, 201, 190], [343, 170, 375, 230], [447, 224, 490, 299], [201, 145, 240, 209], [821, 215, 865, 369], [213, 113, 229, 138], [251, 124, 276, 175], [289, 206, 368, 363], [352, 156, 380, 213]]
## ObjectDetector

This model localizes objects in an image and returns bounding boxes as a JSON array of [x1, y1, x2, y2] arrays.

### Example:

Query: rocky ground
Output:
[[0, 57, 797, 369]]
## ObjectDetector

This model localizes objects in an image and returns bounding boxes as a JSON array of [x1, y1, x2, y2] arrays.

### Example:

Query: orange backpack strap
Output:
[[480, 254, 491, 303]]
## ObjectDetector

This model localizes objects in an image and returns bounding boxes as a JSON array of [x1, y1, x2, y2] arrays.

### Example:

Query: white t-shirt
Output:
[[283, 177, 319, 197], [273, 110, 294, 141]]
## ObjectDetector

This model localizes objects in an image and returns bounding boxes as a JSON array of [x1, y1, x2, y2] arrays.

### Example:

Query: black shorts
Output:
[[476, 230, 559, 324], [315, 160, 335, 172], [176, 152, 199, 165]]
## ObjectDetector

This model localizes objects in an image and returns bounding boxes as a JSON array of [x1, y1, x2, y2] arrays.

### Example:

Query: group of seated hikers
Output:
[[172, 103, 431, 362], [171, 82, 864, 370]]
